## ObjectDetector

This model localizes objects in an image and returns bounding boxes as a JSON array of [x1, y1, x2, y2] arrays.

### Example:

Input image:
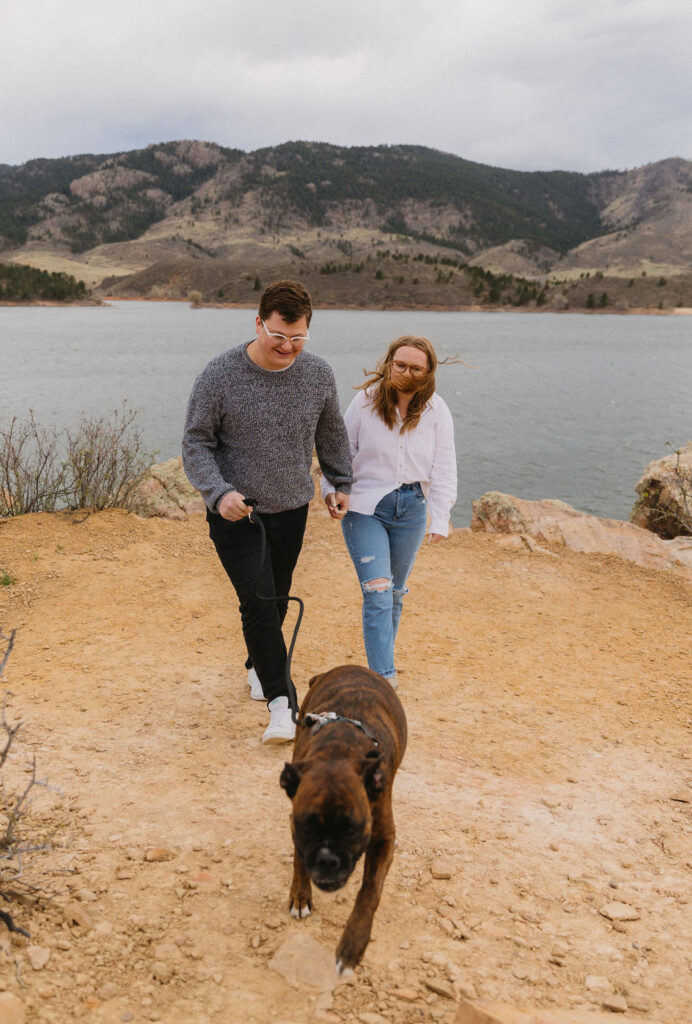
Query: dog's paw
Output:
[[290, 901, 312, 919], [335, 959, 354, 979]]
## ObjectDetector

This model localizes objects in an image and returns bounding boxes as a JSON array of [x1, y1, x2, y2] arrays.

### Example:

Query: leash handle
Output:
[[244, 498, 303, 725]]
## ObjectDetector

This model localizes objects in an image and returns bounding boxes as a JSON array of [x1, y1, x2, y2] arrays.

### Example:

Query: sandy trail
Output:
[[0, 509, 690, 1023]]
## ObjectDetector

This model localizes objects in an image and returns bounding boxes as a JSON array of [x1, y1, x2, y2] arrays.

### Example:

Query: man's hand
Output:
[[426, 533, 444, 545], [218, 490, 252, 521], [325, 491, 350, 520]]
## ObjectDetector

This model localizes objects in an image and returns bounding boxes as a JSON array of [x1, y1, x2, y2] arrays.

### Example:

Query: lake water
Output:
[[1, 301, 690, 526]]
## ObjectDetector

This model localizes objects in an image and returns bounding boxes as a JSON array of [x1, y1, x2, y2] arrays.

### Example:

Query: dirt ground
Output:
[[0, 508, 690, 1024]]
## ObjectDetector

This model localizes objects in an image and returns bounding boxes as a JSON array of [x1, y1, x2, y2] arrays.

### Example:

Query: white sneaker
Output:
[[386, 673, 398, 691], [247, 667, 264, 701], [262, 696, 296, 745]]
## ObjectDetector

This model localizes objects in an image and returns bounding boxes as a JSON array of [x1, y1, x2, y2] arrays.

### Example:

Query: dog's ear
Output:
[[280, 761, 307, 799], [307, 673, 322, 690], [360, 751, 386, 799]]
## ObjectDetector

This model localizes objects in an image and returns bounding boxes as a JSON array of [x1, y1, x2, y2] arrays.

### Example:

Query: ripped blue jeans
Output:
[[342, 484, 427, 680]]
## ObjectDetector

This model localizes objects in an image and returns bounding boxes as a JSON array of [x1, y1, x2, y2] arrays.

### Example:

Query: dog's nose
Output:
[[315, 847, 340, 873]]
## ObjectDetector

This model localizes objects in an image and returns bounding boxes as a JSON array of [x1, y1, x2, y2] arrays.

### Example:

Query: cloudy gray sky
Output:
[[4, 0, 690, 173]]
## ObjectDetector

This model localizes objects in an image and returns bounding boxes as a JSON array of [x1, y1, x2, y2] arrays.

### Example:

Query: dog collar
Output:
[[303, 711, 379, 748]]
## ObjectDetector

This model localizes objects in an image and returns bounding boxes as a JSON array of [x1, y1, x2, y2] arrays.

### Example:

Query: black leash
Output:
[[245, 499, 304, 725], [244, 499, 379, 747]]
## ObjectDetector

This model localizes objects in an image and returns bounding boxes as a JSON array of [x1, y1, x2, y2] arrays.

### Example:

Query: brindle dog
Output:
[[280, 664, 407, 975]]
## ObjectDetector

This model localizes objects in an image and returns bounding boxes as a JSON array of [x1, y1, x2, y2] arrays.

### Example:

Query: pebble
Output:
[[264, 916, 283, 930], [151, 961, 173, 984], [97, 982, 119, 1001], [62, 901, 94, 930], [430, 860, 454, 880], [27, 945, 51, 970], [358, 1013, 388, 1024], [424, 978, 455, 999], [602, 993, 628, 1012], [599, 901, 640, 922], [387, 987, 420, 1002], [585, 974, 611, 991], [144, 848, 175, 863]]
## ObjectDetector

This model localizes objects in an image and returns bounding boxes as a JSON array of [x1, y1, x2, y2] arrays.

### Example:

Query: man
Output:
[[182, 280, 352, 744]]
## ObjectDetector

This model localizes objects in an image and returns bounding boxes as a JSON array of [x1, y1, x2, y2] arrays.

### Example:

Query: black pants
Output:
[[207, 505, 308, 703]]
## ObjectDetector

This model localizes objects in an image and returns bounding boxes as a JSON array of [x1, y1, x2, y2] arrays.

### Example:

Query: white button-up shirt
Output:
[[323, 389, 458, 536]]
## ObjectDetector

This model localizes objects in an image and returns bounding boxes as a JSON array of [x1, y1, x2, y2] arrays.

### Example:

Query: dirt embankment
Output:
[[0, 510, 690, 1024]]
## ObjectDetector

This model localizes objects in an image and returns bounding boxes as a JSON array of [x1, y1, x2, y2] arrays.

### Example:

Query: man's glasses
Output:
[[261, 320, 310, 346], [391, 359, 427, 378]]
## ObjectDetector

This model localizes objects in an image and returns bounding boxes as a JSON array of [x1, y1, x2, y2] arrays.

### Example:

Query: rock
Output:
[[268, 932, 338, 991], [425, 978, 456, 999], [62, 900, 94, 930], [598, 901, 640, 922], [430, 860, 454, 879], [26, 945, 50, 970], [387, 987, 421, 1001], [358, 1014, 389, 1024], [144, 847, 176, 863], [630, 441, 692, 538], [470, 492, 692, 578], [0, 992, 25, 1024], [602, 993, 628, 1013], [151, 961, 173, 984], [453, 997, 661, 1022], [131, 457, 206, 520], [585, 975, 611, 992], [96, 981, 119, 1000]]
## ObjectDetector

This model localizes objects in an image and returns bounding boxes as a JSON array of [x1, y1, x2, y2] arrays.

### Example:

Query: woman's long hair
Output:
[[357, 335, 440, 432]]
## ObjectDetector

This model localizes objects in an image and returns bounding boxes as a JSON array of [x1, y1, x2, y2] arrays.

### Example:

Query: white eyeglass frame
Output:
[[261, 319, 310, 345]]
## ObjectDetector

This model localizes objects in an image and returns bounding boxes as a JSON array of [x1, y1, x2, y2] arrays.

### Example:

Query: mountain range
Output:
[[2, 140, 691, 308]]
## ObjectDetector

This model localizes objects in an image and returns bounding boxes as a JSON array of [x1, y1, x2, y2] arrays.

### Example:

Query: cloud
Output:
[[2, 0, 691, 171]]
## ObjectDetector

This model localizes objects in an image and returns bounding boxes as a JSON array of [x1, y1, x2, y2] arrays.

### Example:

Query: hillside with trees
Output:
[[1, 140, 690, 309]]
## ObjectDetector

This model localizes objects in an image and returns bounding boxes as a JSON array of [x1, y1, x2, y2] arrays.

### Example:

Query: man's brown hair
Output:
[[258, 279, 313, 326]]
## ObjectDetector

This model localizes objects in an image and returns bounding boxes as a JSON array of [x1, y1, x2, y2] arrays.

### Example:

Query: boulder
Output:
[[470, 492, 692, 579], [630, 441, 692, 538], [131, 457, 206, 519], [133, 453, 325, 519]]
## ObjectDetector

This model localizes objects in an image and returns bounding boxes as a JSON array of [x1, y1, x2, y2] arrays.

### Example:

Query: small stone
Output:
[[430, 860, 454, 880], [151, 961, 172, 984], [269, 932, 338, 991], [585, 974, 611, 991], [599, 901, 640, 922], [62, 900, 94, 930], [602, 993, 628, 1012], [388, 987, 420, 1002], [27, 945, 51, 970], [424, 978, 455, 999], [55, 938, 72, 951], [97, 982, 119, 1001], [0, 992, 25, 1024], [116, 869, 135, 880], [144, 848, 175, 863], [455, 981, 478, 1000], [358, 1013, 388, 1024], [670, 791, 691, 803], [263, 916, 283, 930]]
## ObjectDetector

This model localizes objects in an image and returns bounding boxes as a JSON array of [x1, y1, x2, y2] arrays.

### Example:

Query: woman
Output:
[[324, 336, 457, 688]]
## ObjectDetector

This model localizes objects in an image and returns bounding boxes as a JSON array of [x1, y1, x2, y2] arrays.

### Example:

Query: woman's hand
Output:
[[426, 533, 444, 545], [325, 491, 350, 520]]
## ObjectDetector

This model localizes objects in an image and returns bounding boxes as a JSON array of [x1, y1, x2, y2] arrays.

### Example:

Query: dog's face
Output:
[[281, 753, 386, 891]]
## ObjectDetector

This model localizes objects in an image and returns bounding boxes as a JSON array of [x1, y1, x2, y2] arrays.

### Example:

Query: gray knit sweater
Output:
[[182, 342, 353, 514]]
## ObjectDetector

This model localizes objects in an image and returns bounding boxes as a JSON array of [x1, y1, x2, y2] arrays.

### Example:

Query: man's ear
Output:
[[280, 761, 307, 799], [360, 752, 386, 799]]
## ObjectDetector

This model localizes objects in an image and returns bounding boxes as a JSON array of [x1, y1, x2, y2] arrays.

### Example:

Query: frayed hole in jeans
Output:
[[362, 577, 391, 593]]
